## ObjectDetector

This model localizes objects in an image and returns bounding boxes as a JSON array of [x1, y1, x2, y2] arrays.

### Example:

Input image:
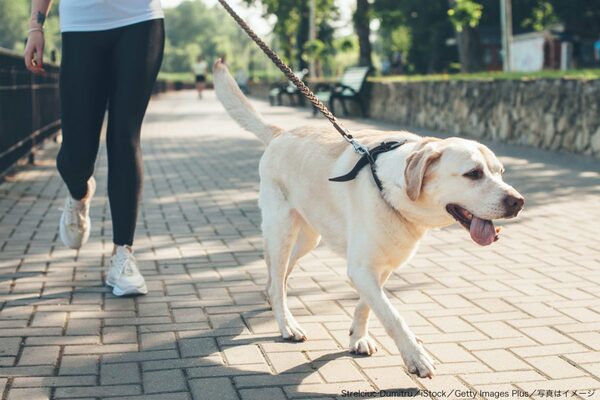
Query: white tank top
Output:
[[59, 0, 164, 32], [193, 61, 208, 76]]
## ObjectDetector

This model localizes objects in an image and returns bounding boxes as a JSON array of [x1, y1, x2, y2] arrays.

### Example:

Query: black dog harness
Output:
[[329, 140, 408, 191]]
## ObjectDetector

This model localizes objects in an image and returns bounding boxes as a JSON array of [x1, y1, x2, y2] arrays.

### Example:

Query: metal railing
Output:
[[0, 47, 61, 176]]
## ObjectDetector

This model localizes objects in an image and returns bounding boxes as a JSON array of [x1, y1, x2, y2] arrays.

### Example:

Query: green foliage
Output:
[[521, 1, 559, 31], [157, 71, 195, 83], [373, 0, 455, 74], [447, 0, 483, 32], [0, 0, 62, 62], [242, 0, 338, 71], [548, 0, 600, 37], [163, 2, 226, 71], [303, 39, 327, 60], [381, 26, 412, 61], [0, 1, 29, 50], [162, 1, 279, 79], [318, 35, 359, 76], [336, 37, 355, 53], [369, 69, 600, 82], [3, 0, 600, 80]]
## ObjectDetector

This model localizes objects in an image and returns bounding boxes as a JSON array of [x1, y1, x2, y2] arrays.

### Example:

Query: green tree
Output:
[[521, 1, 558, 32], [242, 0, 337, 72], [373, 0, 455, 74], [354, 0, 372, 68], [375, 24, 411, 72], [447, 0, 484, 72], [0, 1, 29, 50], [162, 1, 278, 77], [546, 0, 600, 38]]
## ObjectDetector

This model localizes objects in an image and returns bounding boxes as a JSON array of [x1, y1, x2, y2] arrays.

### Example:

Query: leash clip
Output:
[[333, 122, 368, 155], [341, 132, 369, 156], [350, 139, 369, 155]]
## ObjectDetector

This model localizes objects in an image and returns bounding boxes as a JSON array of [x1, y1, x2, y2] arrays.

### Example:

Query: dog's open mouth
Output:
[[446, 204, 501, 246]]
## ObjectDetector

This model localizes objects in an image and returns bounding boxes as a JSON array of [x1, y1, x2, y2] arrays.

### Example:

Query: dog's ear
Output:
[[404, 144, 442, 201]]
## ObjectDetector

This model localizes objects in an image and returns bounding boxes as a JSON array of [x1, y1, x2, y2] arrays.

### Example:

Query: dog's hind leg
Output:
[[285, 222, 321, 284], [261, 186, 307, 342], [349, 270, 391, 356]]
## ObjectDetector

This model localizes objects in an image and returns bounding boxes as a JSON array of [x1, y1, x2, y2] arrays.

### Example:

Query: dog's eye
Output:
[[463, 169, 483, 180]]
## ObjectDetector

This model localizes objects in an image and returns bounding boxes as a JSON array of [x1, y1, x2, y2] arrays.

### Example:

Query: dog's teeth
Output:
[[495, 227, 502, 234]]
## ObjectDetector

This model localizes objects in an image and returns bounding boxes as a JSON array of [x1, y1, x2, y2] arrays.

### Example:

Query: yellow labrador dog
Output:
[[213, 60, 524, 378]]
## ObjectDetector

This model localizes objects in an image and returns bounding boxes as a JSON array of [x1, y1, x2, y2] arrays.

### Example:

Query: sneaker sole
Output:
[[108, 281, 148, 296]]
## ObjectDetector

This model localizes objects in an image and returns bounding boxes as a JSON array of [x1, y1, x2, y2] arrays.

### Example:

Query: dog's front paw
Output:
[[401, 342, 436, 379], [350, 335, 378, 356], [282, 322, 307, 342]]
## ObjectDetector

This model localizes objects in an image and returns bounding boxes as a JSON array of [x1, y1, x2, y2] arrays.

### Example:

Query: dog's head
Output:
[[399, 137, 524, 246]]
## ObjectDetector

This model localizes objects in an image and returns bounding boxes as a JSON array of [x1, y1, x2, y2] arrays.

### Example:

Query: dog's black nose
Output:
[[503, 194, 524, 217]]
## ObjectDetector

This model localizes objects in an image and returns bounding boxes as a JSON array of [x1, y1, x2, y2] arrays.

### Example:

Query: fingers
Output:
[[23, 34, 45, 74], [24, 40, 36, 72], [24, 46, 35, 72], [25, 49, 43, 74], [35, 41, 44, 72]]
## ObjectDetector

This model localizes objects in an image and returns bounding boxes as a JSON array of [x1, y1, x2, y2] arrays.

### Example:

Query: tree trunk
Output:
[[456, 27, 483, 72], [354, 0, 372, 68], [297, 2, 310, 70], [427, 30, 441, 73]]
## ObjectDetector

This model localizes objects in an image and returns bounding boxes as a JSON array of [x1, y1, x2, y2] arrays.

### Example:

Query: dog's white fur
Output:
[[213, 61, 523, 378]]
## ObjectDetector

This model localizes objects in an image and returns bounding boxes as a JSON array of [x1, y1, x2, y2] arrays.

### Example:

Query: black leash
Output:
[[217, 0, 406, 192]]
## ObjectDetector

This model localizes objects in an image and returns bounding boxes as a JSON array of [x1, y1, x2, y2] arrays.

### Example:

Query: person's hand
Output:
[[24, 31, 45, 74]]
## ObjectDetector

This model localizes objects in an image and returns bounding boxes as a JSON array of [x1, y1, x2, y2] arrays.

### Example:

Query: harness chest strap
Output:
[[329, 140, 408, 191]]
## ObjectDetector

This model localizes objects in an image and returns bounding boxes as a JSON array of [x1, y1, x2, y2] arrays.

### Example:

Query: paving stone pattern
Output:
[[0, 90, 599, 399]]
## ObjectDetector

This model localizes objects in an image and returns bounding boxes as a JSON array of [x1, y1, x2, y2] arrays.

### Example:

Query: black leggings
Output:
[[57, 19, 164, 246]]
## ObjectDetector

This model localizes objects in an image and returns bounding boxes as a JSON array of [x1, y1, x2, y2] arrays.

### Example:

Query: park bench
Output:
[[269, 68, 309, 106], [313, 66, 371, 117]]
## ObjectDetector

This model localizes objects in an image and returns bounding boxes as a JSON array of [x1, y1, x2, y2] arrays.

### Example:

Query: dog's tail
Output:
[[213, 60, 282, 144]]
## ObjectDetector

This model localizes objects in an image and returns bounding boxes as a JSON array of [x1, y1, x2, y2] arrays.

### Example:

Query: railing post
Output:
[[30, 67, 37, 165], [0, 47, 61, 176]]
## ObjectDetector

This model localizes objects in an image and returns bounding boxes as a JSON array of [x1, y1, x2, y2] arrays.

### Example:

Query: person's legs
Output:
[[104, 19, 164, 296], [56, 30, 112, 249], [198, 78, 206, 98], [105, 19, 165, 247], [57, 31, 111, 199], [196, 80, 203, 98]]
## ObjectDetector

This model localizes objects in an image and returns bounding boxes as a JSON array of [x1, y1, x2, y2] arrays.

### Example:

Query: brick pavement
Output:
[[1, 90, 600, 399]]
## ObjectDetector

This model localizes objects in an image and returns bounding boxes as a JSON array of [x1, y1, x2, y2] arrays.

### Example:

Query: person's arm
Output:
[[24, 0, 53, 74]]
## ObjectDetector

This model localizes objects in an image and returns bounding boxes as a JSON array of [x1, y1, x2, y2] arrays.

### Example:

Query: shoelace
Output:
[[115, 250, 137, 276], [60, 197, 86, 229]]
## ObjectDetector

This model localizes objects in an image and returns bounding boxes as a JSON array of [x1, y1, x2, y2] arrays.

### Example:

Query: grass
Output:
[[158, 68, 600, 84], [158, 70, 283, 83], [369, 69, 600, 82], [157, 71, 195, 83]]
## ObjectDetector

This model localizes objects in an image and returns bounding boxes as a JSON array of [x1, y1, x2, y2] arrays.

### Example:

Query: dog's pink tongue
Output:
[[470, 217, 496, 246]]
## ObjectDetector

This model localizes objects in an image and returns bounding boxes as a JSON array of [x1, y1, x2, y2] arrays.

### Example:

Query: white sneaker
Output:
[[59, 177, 96, 249], [106, 246, 148, 296]]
